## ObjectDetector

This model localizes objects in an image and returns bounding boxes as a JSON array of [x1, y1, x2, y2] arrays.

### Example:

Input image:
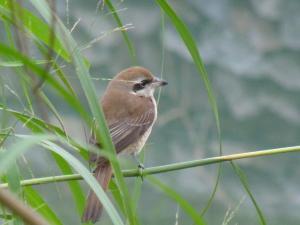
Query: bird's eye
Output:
[[133, 79, 151, 92], [140, 79, 150, 86]]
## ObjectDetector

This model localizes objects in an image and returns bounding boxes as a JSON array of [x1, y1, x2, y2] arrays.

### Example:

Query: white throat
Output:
[[134, 85, 155, 97]]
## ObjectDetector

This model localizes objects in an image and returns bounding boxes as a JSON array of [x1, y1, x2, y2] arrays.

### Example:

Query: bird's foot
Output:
[[132, 154, 145, 181], [138, 163, 144, 170], [138, 163, 145, 181]]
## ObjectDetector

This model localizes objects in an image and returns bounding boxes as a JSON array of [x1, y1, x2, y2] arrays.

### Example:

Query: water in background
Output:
[[7, 0, 300, 224]]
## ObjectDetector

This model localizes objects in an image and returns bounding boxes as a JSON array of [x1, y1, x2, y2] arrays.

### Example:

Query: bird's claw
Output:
[[138, 163, 144, 181], [138, 163, 144, 170]]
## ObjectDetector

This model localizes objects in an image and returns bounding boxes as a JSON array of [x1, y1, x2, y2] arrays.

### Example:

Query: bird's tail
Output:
[[82, 160, 112, 223]]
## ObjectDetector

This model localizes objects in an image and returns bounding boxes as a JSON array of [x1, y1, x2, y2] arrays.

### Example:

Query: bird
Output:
[[82, 66, 167, 223]]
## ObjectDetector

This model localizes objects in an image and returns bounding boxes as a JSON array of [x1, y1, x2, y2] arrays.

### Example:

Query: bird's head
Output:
[[108, 67, 167, 97]]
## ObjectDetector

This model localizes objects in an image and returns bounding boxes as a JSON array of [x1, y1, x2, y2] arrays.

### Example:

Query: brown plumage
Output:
[[82, 67, 167, 223]]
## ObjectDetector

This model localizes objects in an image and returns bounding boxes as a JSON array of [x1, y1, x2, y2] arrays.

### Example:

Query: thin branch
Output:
[[0, 189, 49, 225], [1, 145, 300, 188]]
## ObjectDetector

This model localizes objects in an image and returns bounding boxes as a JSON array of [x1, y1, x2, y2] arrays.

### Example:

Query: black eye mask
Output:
[[133, 79, 152, 92]]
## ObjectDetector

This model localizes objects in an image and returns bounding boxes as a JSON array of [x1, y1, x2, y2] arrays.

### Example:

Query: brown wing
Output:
[[109, 108, 155, 153], [89, 107, 155, 162]]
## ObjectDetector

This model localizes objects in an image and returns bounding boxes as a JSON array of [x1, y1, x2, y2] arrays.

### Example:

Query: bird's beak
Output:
[[152, 77, 168, 87]]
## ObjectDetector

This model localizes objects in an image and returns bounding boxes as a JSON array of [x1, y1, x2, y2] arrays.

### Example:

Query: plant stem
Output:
[[0, 189, 49, 225], [1, 145, 300, 188]]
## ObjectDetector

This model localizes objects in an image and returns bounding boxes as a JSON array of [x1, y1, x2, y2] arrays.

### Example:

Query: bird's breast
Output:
[[122, 96, 157, 155]]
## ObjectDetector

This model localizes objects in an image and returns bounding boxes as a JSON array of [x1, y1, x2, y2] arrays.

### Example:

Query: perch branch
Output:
[[1, 145, 300, 188]]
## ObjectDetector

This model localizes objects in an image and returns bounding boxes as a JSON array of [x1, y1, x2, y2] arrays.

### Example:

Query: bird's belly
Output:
[[122, 127, 153, 155]]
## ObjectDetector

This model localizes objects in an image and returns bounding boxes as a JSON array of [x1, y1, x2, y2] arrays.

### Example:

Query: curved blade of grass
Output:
[[147, 176, 205, 225], [0, 104, 88, 159], [231, 162, 266, 225], [199, 166, 221, 216], [155, 5, 265, 220], [42, 140, 124, 225], [0, 94, 85, 216], [0, 60, 50, 67], [50, 153, 85, 215], [0, 214, 13, 220], [0, 133, 124, 225], [1, 5, 132, 222], [109, 180, 125, 214], [35, 40, 77, 96], [0, 0, 70, 61], [1, 18, 35, 115], [0, 43, 90, 123], [2, 9, 133, 221], [1, 139, 52, 224], [51, 61, 76, 96], [6, 165, 21, 195], [156, 0, 222, 216], [39, 92, 66, 132], [6, 163, 22, 225], [105, 0, 136, 64], [155, 0, 220, 135], [29, 1, 137, 223], [0, 104, 87, 214], [0, 135, 52, 173], [2, 1, 76, 98], [23, 186, 63, 225], [0, 104, 60, 133]]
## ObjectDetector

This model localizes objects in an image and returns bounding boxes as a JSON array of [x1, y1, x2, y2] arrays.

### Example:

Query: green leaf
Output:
[[0, 43, 90, 123], [0, 60, 50, 67], [155, 0, 220, 136], [23, 186, 63, 225], [109, 180, 126, 214], [51, 153, 85, 215], [41, 140, 124, 225], [106, 0, 136, 64], [0, 105, 89, 160], [1, 133, 124, 225], [0, 0, 70, 61], [29, 0, 137, 223], [6, 162, 22, 225], [0, 135, 52, 173], [156, 0, 223, 217], [231, 162, 267, 225], [0, 104, 87, 214], [147, 176, 206, 225], [35, 40, 77, 97]]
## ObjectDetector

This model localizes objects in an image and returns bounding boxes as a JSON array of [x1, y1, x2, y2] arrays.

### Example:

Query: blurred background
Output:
[[1, 0, 300, 224]]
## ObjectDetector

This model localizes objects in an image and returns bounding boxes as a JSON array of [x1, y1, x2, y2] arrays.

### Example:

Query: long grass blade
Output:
[[23, 186, 63, 225], [155, 0, 220, 136], [105, 0, 136, 63], [6, 163, 22, 225], [0, 135, 52, 173], [155, 0, 222, 216], [0, 0, 70, 61], [147, 176, 205, 225], [231, 162, 267, 225], [50, 153, 85, 215], [42, 140, 124, 225], [0, 43, 90, 122], [29, 1, 137, 223], [0, 104, 88, 159]]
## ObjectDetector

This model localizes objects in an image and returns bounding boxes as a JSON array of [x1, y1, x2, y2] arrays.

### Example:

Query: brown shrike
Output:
[[82, 66, 167, 223]]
